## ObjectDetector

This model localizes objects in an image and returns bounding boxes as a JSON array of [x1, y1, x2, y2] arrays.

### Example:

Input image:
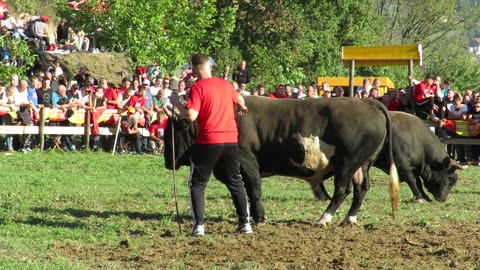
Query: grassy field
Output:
[[0, 150, 479, 269]]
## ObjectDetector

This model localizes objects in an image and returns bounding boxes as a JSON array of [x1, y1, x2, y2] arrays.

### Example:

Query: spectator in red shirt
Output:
[[149, 111, 167, 154], [413, 74, 438, 120], [99, 79, 118, 110], [169, 53, 252, 236], [268, 84, 288, 99]]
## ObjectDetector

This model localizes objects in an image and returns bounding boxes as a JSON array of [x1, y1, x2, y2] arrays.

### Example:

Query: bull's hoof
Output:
[[339, 216, 358, 226], [316, 213, 333, 227]]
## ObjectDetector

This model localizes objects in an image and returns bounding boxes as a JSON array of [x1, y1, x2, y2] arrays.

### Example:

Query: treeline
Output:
[[10, 0, 480, 92]]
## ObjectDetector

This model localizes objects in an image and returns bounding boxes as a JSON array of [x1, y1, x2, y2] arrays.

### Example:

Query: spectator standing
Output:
[[446, 94, 468, 164], [232, 60, 251, 86], [219, 65, 230, 80], [169, 53, 252, 236], [56, 18, 68, 44], [149, 77, 163, 96]]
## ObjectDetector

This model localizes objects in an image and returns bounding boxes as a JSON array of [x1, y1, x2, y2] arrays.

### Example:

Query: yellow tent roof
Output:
[[342, 44, 422, 67]]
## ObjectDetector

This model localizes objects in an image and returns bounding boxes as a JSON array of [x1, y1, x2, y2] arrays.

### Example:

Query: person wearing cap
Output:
[[321, 89, 332, 99], [118, 107, 144, 155], [290, 88, 299, 99], [169, 53, 252, 236]]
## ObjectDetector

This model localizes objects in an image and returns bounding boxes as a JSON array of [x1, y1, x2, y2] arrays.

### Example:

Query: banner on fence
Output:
[[443, 120, 480, 137]]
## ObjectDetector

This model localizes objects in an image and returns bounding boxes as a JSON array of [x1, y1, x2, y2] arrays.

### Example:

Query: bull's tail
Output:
[[376, 101, 400, 219]]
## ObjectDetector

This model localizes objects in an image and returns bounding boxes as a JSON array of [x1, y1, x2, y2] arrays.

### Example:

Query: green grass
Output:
[[0, 151, 479, 269]]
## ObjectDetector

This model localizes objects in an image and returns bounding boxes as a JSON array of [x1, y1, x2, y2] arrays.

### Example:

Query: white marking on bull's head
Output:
[[289, 133, 335, 183]]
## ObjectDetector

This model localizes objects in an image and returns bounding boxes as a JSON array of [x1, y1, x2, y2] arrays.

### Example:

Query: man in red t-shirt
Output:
[[149, 111, 167, 153], [169, 53, 252, 236], [99, 79, 118, 110], [413, 74, 438, 120]]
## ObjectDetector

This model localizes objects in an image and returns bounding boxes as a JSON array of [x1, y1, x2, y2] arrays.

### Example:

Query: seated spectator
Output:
[[98, 79, 118, 110], [396, 93, 414, 114], [77, 27, 90, 52], [116, 77, 131, 97], [149, 111, 168, 154], [118, 89, 134, 110], [268, 84, 288, 99], [153, 89, 169, 114], [118, 107, 144, 155], [66, 83, 82, 106], [0, 86, 16, 151], [25, 15, 50, 47], [413, 74, 438, 120]]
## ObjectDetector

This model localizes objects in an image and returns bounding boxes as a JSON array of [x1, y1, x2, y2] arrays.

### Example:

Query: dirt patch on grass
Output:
[[51, 219, 480, 269]]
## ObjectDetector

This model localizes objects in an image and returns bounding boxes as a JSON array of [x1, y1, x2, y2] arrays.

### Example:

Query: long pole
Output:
[[112, 113, 121, 155]]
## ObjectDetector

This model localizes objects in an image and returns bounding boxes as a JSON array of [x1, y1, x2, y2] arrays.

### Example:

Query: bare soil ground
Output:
[[50, 219, 480, 269]]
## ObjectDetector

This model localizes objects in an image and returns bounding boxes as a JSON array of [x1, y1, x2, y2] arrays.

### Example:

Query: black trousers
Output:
[[189, 143, 249, 226]]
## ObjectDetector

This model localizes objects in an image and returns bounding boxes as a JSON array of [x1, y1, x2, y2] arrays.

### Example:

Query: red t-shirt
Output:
[[149, 117, 168, 138], [414, 81, 434, 103], [187, 77, 239, 144], [103, 87, 118, 109], [129, 95, 146, 108]]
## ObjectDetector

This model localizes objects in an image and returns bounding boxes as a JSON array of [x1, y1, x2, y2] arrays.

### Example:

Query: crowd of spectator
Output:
[[0, 7, 91, 53], [1, 51, 480, 163]]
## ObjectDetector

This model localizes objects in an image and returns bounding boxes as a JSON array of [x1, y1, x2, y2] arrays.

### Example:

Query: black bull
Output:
[[164, 97, 399, 226], [311, 111, 464, 203]]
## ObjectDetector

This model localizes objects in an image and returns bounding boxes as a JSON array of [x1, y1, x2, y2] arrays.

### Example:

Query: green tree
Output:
[[56, 0, 237, 74], [0, 37, 37, 83]]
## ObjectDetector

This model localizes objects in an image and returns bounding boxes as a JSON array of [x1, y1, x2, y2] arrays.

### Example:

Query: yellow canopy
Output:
[[342, 44, 422, 67]]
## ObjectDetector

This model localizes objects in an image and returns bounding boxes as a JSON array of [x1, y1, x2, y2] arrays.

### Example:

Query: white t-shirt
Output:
[[447, 104, 468, 117]]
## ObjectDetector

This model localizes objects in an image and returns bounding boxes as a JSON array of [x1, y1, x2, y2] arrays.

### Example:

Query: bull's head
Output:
[[163, 116, 198, 170], [425, 157, 465, 202]]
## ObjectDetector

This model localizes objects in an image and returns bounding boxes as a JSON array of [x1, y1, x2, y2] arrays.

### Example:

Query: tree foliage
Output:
[[56, 0, 237, 73]]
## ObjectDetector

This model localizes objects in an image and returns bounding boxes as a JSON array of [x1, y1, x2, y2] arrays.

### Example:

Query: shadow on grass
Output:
[[31, 207, 181, 221], [17, 216, 88, 229], [30, 207, 230, 224]]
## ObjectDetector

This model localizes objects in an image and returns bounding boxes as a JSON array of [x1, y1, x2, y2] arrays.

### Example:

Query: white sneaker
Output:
[[235, 222, 253, 234], [192, 224, 205, 237]]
